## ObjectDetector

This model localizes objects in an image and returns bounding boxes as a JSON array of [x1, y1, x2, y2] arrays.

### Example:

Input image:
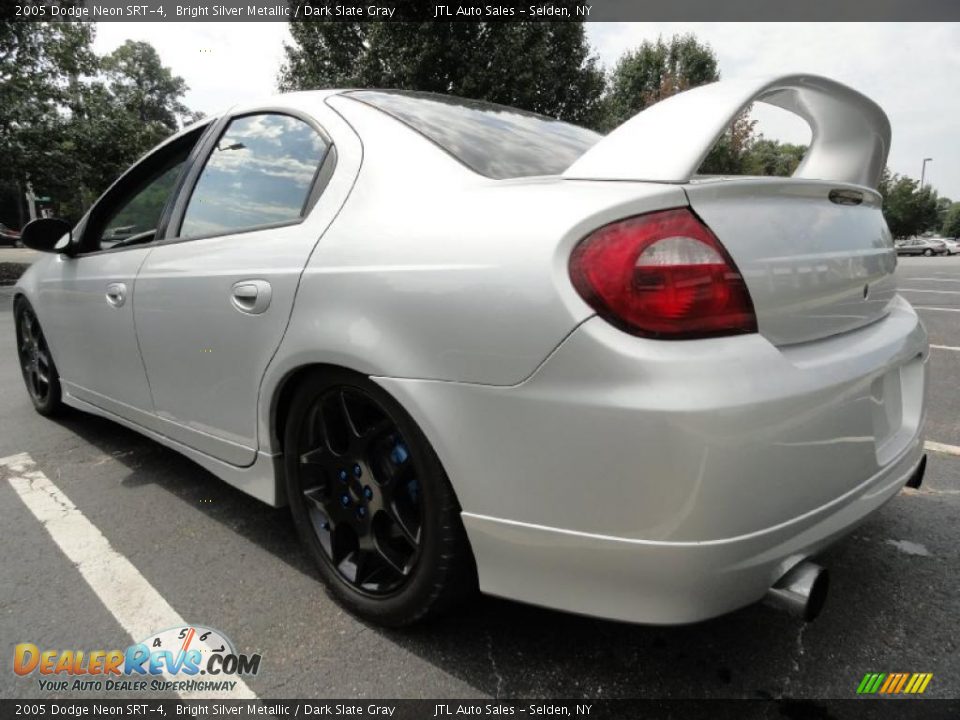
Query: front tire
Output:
[[924, 249, 933, 256], [15, 299, 63, 416], [283, 369, 475, 626]]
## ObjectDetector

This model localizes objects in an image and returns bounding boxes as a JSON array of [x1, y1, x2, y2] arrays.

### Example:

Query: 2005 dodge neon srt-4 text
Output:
[[14, 74, 928, 627]]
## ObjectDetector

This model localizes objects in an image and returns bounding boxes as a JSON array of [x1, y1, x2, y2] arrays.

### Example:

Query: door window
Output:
[[80, 124, 208, 253], [179, 113, 330, 239], [99, 160, 185, 249]]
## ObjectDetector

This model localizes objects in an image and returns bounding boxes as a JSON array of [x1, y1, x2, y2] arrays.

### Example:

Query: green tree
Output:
[[698, 110, 757, 175], [99, 40, 192, 128], [935, 195, 953, 231], [0, 21, 96, 226], [942, 203, 960, 238], [878, 170, 942, 239], [280, 21, 606, 128], [602, 33, 719, 131], [0, 26, 194, 225], [742, 138, 807, 177], [60, 43, 196, 216]]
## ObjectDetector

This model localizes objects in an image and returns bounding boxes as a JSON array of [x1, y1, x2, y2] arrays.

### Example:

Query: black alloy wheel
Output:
[[300, 385, 422, 595], [15, 300, 62, 416], [284, 369, 475, 625]]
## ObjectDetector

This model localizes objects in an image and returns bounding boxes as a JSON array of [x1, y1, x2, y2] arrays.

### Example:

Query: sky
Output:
[[93, 22, 960, 198]]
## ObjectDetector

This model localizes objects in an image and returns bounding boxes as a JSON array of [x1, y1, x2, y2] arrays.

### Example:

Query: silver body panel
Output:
[[130, 95, 363, 466], [13, 75, 928, 623], [40, 249, 154, 416], [686, 178, 896, 345]]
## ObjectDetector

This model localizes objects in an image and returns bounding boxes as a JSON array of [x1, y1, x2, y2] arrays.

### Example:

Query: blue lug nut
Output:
[[340, 494, 350, 507], [352, 464, 362, 478], [390, 443, 409, 465]]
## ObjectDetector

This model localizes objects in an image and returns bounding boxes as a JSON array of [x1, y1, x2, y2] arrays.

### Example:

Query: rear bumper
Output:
[[461, 447, 922, 623], [376, 295, 928, 623]]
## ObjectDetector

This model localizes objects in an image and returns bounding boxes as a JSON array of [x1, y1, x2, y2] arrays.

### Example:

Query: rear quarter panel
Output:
[[259, 97, 687, 431]]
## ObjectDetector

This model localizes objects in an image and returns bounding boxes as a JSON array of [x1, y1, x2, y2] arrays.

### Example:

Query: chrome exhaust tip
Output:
[[764, 561, 829, 622]]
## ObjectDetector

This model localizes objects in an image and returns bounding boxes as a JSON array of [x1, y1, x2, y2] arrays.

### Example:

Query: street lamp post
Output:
[[921, 157, 933, 190]]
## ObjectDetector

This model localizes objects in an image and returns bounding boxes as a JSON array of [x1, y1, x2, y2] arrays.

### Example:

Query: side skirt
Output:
[[61, 390, 286, 507]]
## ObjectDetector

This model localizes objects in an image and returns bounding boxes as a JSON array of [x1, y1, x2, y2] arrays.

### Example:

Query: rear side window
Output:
[[180, 113, 329, 238], [349, 90, 601, 180]]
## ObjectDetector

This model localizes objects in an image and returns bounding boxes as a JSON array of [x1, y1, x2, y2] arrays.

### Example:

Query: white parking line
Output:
[[931, 344, 960, 352], [926, 441, 960, 457], [0, 452, 257, 700], [915, 306, 960, 313], [905, 277, 960, 283], [901, 288, 960, 295]]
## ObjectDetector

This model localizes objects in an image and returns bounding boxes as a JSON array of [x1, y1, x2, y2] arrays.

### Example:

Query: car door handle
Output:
[[105, 282, 127, 308], [230, 279, 272, 315]]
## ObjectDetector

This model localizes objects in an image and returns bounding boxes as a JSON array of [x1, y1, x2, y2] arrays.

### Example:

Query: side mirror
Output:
[[20, 217, 72, 253]]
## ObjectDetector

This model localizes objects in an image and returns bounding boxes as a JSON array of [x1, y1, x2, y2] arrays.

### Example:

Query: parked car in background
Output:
[[895, 237, 948, 256], [0, 223, 21, 246], [941, 238, 960, 255]]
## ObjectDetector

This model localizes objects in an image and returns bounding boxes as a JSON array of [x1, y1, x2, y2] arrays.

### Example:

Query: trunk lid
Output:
[[685, 177, 896, 345], [562, 72, 896, 345]]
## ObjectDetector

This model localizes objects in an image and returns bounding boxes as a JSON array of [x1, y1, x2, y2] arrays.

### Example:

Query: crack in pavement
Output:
[[779, 622, 808, 699], [485, 629, 504, 699]]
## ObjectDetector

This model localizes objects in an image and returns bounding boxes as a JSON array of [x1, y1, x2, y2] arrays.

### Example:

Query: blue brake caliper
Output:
[[389, 439, 418, 502]]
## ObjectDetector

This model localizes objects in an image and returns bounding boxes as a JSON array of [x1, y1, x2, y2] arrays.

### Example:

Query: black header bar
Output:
[[1, 699, 959, 719], [5, 0, 960, 22]]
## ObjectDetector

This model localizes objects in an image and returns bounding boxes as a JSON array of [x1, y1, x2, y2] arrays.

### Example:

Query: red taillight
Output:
[[569, 208, 757, 339]]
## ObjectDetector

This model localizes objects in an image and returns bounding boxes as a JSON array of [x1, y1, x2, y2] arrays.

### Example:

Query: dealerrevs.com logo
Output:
[[13, 625, 261, 694]]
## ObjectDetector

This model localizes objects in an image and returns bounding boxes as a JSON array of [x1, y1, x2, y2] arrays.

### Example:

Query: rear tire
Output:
[[283, 368, 476, 626], [924, 249, 933, 256], [14, 299, 63, 416]]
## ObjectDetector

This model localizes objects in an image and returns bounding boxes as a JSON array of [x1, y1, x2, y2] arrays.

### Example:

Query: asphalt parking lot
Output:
[[1, 257, 958, 701]]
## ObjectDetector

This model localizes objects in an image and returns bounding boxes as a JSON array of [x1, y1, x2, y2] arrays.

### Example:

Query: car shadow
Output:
[[48, 407, 914, 700]]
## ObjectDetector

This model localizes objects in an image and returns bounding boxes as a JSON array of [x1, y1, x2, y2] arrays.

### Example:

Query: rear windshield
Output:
[[347, 90, 602, 180]]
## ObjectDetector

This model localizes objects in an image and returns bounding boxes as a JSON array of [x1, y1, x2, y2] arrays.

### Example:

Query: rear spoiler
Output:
[[564, 74, 891, 189]]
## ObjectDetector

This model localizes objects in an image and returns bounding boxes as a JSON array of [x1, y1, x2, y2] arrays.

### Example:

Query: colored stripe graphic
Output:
[[880, 673, 904, 693], [906, 673, 933, 694], [905, 674, 920, 693], [893, 673, 909, 693], [856, 673, 885, 694], [857, 672, 932, 694]]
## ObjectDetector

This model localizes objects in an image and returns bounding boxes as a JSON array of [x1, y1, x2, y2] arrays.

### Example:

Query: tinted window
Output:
[[349, 90, 602, 180], [81, 124, 208, 253], [99, 160, 185, 249], [180, 114, 329, 238]]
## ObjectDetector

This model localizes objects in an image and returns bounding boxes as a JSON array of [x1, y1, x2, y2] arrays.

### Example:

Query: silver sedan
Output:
[[14, 74, 928, 626]]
